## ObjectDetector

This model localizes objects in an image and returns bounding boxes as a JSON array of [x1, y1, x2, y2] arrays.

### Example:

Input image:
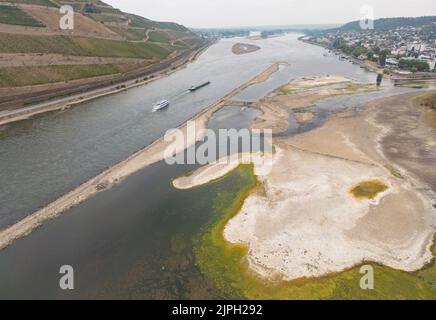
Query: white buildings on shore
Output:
[[312, 24, 436, 72]]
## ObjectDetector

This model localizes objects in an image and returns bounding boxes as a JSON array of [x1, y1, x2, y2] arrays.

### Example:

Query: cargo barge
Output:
[[189, 81, 211, 92]]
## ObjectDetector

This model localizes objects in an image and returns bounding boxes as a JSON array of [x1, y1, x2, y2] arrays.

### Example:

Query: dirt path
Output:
[[0, 53, 149, 67]]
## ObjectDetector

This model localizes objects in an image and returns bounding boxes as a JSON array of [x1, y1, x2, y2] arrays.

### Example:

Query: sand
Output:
[[294, 112, 315, 124], [173, 80, 435, 280], [251, 76, 378, 134], [232, 43, 261, 55], [173, 151, 275, 189], [224, 137, 433, 280], [231, 92, 435, 280], [279, 75, 352, 92]]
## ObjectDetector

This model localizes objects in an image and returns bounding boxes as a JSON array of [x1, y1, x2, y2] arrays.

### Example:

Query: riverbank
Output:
[[225, 99, 434, 279], [0, 62, 282, 250], [174, 78, 435, 282], [173, 152, 275, 190], [0, 41, 213, 127], [299, 37, 436, 84], [299, 37, 384, 73], [194, 164, 435, 299]]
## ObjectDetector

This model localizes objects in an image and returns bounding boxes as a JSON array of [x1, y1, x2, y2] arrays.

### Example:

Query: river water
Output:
[[0, 33, 381, 228], [0, 33, 426, 298]]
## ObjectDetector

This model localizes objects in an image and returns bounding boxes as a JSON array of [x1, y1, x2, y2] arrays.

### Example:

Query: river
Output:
[[0, 33, 426, 299]]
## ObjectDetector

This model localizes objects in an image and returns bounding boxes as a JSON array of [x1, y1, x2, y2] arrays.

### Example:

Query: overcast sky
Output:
[[104, 0, 436, 28]]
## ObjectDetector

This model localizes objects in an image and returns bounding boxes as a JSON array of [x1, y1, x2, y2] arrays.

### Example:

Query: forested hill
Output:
[[338, 16, 436, 31]]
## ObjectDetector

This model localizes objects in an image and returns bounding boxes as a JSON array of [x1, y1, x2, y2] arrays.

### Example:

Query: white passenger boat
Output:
[[153, 99, 169, 111]]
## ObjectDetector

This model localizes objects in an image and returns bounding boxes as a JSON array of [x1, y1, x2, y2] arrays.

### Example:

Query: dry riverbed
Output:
[[174, 77, 435, 281], [252, 75, 379, 133]]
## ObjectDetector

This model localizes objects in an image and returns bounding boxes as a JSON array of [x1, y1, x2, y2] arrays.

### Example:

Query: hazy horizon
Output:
[[104, 0, 436, 28]]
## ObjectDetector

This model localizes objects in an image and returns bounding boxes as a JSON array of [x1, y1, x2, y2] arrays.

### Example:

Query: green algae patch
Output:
[[350, 180, 388, 200], [193, 166, 435, 299], [343, 83, 379, 94], [193, 164, 258, 299], [277, 81, 378, 96]]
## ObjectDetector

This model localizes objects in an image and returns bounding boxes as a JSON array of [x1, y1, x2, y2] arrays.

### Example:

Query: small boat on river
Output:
[[189, 81, 211, 92], [153, 99, 170, 111]]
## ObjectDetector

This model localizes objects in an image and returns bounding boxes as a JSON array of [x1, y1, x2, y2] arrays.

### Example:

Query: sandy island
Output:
[[232, 43, 261, 55], [173, 151, 276, 190], [173, 77, 435, 280], [0, 62, 282, 250]]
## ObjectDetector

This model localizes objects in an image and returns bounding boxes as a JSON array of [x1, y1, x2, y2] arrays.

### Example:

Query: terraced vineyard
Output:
[[0, 0, 207, 108], [0, 5, 45, 27], [0, 0, 56, 7], [0, 63, 152, 87]]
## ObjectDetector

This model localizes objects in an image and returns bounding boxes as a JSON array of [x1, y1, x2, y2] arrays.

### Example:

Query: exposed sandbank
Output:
[[294, 111, 315, 124], [173, 152, 275, 190], [279, 75, 352, 92], [232, 43, 261, 55], [251, 75, 379, 133], [247, 34, 285, 41], [174, 80, 435, 281], [224, 139, 433, 280]]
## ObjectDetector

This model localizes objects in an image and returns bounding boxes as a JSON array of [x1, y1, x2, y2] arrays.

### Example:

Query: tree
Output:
[[376, 74, 383, 86], [379, 49, 391, 66], [84, 4, 101, 13], [379, 53, 387, 66], [352, 46, 367, 58], [398, 59, 430, 72]]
